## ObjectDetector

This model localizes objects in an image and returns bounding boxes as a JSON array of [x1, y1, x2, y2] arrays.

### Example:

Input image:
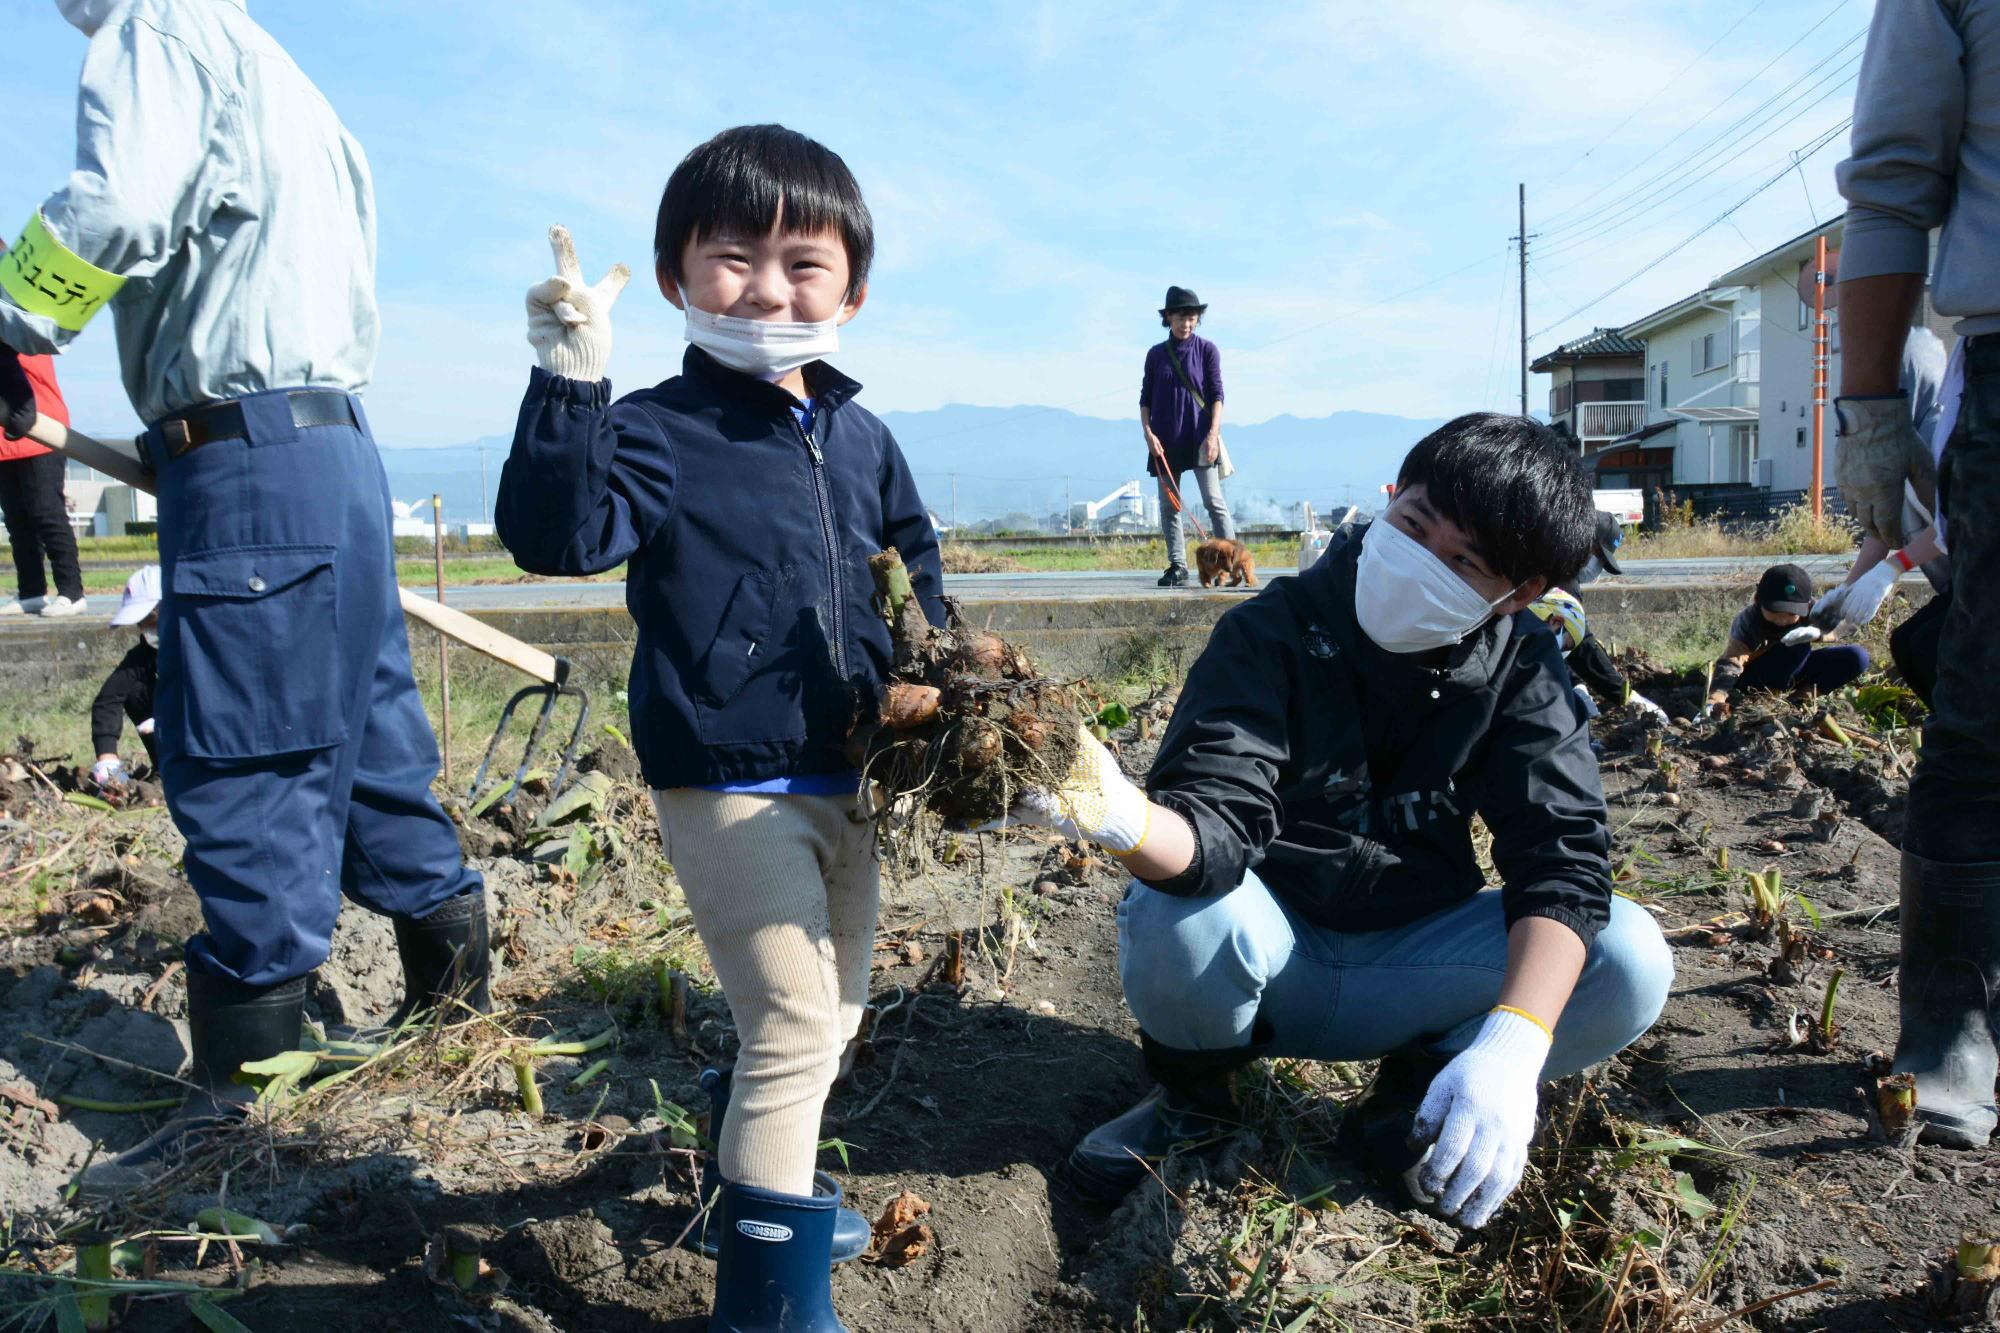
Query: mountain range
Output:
[[376, 404, 1450, 529]]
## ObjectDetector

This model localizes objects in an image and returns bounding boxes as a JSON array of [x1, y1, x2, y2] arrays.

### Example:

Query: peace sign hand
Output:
[[525, 225, 631, 382]]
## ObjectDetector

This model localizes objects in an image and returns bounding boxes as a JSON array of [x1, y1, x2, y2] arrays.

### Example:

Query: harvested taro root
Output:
[[849, 548, 1088, 836]]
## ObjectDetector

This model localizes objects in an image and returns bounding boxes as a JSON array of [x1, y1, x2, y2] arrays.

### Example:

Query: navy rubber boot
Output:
[[694, 1068, 870, 1264], [709, 1177, 849, 1333], [1893, 854, 2000, 1147]]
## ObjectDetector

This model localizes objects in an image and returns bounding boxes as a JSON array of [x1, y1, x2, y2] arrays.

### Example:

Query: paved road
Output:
[[0, 553, 1903, 627]]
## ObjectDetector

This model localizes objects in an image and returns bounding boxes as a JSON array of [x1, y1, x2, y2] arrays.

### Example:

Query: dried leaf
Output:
[[864, 1189, 935, 1267]]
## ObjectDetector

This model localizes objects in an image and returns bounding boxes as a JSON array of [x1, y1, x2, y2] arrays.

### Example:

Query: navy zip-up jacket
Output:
[[1142, 528, 1612, 946], [495, 350, 945, 791]]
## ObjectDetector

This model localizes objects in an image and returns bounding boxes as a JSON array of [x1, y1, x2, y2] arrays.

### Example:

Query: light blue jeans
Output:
[[1118, 873, 1672, 1076]]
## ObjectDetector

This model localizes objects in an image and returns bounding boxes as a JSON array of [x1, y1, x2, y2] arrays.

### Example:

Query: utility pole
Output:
[[479, 446, 489, 524], [951, 473, 958, 532], [1810, 234, 1830, 519], [1517, 182, 1530, 418], [1063, 477, 1071, 533]]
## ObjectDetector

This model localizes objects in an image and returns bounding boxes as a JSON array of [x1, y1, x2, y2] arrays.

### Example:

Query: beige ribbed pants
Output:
[[651, 788, 880, 1196]]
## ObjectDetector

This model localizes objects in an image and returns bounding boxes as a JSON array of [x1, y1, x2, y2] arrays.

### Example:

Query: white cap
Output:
[[111, 564, 161, 626]]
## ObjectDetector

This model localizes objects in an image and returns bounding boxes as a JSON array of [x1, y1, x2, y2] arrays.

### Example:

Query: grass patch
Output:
[[1623, 503, 1857, 562]]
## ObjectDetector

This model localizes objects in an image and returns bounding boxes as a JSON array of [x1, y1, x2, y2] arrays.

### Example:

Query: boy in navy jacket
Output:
[[496, 125, 941, 1331]]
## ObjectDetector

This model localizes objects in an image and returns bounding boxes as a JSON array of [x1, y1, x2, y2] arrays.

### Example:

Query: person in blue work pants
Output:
[[0, 1, 489, 1191]]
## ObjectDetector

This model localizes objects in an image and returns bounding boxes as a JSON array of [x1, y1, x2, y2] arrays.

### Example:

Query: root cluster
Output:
[[849, 550, 1087, 846]]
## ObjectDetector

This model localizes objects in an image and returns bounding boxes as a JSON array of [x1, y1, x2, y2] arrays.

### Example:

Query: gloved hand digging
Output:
[[1832, 395, 1921, 548], [1407, 1007, 1552, 1227], [91, 757, 128, 788], [525, 225, 630, 382], [1817, 559, 1900, 629], [0, 345, 36, 441], [977, 725, 1152, 856]]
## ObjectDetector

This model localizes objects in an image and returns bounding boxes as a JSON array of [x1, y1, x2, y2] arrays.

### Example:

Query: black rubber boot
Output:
[[387, 891, 492, 1028], [1157, 565, 1190, 588], [77, 969, 306, 1195], [1067, 1026, 1268, 1202], [1893, 853, 2000, 1148], [710, 1176, 849, 1332], [1334, 1050, 1451, 1194], [692, 1068, 870, 1264]]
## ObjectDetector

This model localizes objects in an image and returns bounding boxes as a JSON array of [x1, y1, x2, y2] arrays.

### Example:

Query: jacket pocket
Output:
[[168, 545, 347, 760], [693, 565, 811, 746]]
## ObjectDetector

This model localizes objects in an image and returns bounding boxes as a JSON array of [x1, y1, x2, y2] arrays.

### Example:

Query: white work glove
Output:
[[1781, 624, 1825, 647], [1704, 698, 1731, 722], [525, 225, 630, 382], [1833, 395, 1922, 548], [1626, 694, 1668, 724], [136, 717, 154, 736], [91, 757, 128, 787], [1820, 560, 1900, 629], [1571, 683, 1600, 720], [978, 725, 1152, 855], [1408, 1008, 1552, 1228]]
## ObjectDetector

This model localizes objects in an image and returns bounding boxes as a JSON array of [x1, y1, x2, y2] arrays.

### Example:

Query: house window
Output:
[[1798, 261, 1813, 330], [1657, 363, 1669, 408], [1552, 382, 1572, 415], [1796, 426, 1807, 449], [1602, 377, 1645, 401], [1692, 330, 1727, 373]]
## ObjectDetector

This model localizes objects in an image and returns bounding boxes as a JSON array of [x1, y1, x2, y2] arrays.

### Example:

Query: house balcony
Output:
[[1577, 400, 1648, 441]]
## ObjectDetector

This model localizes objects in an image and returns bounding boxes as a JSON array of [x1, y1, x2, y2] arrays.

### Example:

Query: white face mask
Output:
[[141, 628, 159, 647], [56, 0, 119, 35], [1354, 518, 1520, 654], [681, 295, 841, 381]]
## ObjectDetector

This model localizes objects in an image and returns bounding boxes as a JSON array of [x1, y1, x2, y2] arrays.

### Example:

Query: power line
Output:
[[1535, 49, 1862, 258], [1533, 0, 1772, 199], [1536, 4, 1859, 234], [1529, 117, 1851, 339]]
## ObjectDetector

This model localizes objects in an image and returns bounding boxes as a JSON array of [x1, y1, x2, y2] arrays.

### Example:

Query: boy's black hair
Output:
[[654, 124, 874, 301], [1395, 413, 1596, 588]]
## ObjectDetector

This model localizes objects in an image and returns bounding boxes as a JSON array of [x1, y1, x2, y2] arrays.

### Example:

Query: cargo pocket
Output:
[[694, 566, 808, 745], [169, 545, 346, 760]]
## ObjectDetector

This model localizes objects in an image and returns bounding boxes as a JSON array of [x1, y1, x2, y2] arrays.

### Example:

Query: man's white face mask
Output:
[[1353, 517, 1522, 654], [56, 0, 121, 35]]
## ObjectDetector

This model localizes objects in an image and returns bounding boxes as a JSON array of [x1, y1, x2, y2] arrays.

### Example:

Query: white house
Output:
[[1618, 284, 1763, 488], [1710, 220, 1841, 494]]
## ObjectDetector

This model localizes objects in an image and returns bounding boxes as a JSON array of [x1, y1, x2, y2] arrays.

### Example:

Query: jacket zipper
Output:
[[794, 409, 849, 676]]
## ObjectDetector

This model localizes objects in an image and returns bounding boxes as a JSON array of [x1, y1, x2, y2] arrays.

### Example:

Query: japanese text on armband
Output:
[[0, 212, 126, 332]]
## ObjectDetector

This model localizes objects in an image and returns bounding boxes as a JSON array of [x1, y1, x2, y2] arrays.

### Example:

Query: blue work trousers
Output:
[[1737, 642, 1870, 697], [1118, 872, 1672, 1076], [148, 389, 479, 987]]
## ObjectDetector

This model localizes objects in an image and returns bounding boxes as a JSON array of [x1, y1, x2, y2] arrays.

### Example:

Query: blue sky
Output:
[[6, 0, 1864, 448]]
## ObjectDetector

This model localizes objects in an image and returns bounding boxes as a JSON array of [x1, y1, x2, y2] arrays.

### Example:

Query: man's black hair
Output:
[[1395, 413, 1596, 588], [654, 124, 874, 301]]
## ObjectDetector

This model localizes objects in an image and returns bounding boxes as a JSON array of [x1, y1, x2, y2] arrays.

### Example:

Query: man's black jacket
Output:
[[1142, 529, 1613, 946]]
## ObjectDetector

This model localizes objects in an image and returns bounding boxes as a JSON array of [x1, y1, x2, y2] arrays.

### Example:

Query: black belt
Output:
[[158, 389, 359, 458]]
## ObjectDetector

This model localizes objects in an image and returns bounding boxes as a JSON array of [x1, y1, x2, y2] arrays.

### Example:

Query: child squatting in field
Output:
[[494, 124, 943, 1333]]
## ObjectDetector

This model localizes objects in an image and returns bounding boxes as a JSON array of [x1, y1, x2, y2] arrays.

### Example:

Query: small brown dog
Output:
[[1195, 538, 1258, 588]]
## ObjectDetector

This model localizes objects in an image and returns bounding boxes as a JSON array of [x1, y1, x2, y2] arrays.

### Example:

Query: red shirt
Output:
[[0, 355, 67, 461]]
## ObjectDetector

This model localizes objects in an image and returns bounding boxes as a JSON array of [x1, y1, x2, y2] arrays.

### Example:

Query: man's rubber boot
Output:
[[77, 970, 306, 1195], [692, 1068, 869, 1264], [709, 1177, 849, 1333], [1067, 1025, 1269, 1202], [1334, 1049, 1451, 1196], [1893, 853, 2000, 1147], [1157, 565, 1190, 588], [387, 891, 492, 1028]]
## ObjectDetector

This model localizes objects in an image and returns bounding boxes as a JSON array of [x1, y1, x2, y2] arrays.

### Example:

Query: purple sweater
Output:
[[1140, 333, 1224, 475]]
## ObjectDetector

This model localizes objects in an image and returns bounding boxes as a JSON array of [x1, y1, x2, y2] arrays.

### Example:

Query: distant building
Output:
[[1069, 480, 1159, 533], [1528, 328, 1647, 451]]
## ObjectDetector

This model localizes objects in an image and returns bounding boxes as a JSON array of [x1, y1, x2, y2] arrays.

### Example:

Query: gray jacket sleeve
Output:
[[1835, 0, 1967, 281]]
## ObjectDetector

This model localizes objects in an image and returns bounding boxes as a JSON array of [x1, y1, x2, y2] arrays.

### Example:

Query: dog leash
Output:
[[1147, 436, 1210, 543]]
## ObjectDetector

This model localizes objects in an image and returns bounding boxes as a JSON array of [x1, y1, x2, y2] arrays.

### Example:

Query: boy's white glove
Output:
[[1818, 560, 1900, 629], [1408, 1007, 1551, 1228], [1572, 683, 1600, 719], [1833, 395, 1919, 548], [91, 757, 128, 787], [1781, 624, 1825, 647], [525, 225, 630, 382], [979, 725, 1152, 855]]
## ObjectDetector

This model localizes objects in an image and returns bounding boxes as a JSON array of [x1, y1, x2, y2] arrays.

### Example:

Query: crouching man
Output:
[[1001, 414, 1673, 1228]]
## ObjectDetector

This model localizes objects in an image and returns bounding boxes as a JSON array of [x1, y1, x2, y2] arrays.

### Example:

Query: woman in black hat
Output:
[[1140, 286, 1236, 587]]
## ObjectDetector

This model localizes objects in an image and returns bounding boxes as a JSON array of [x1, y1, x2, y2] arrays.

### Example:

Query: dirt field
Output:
[[1, 654, 1992, 1331]]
